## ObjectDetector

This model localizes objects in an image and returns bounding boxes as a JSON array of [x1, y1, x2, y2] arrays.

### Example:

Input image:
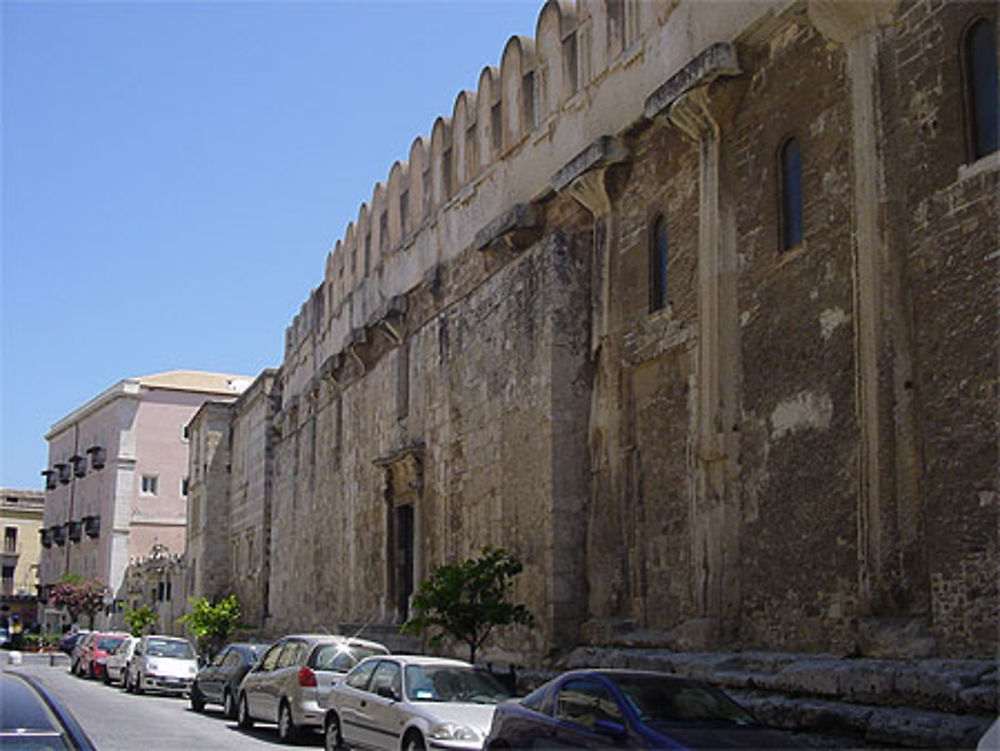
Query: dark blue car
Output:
[[484, 669, 798, 749]]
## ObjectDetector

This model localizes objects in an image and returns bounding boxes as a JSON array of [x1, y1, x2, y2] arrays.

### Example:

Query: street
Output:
[[2, 654, 322, 750]]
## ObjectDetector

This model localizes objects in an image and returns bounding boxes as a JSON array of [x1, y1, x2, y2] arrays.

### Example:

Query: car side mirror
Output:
[[376, 686, 400, 702], [594, 719, 625, 738]]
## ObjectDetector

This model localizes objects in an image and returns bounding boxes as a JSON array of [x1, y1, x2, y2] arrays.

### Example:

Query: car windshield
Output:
[[404, 665, 511, 704], [146, 638, 195, 659], [313, 644, 386, 673], [97, 637, 125, 651], [609, 675, 755, 725]]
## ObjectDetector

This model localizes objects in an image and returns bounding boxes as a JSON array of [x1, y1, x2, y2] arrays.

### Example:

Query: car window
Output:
[[609, 675, 754, 725], [146, 638, 195, 659], [222, 651, 241, 669], [521, 686, 554, 716], [260, 643, 283, 671], [209, 648, 229, 667], [370, 661, 401, 698], [97, 636, 125, 651], [404, 665, 511, 704], [277, 641, 305, 668], [345, 659, 378, 690], [555, 680, 623, 730], [312, 643, 384, 673]]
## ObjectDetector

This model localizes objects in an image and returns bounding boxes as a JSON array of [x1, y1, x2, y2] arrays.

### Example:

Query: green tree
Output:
[[401, 547, 534, 663], [51, 574, 109, 629], [179, 595, 241, 655], [123, 604, 158, 636]]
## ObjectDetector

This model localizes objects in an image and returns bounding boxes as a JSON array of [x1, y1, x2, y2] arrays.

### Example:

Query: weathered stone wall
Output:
[[879, 0, 998, 658], [217, 0, 998, 662], [228, 370, 278, 628], [185, 401, 233, 604], [731, 7, 859, 652], [267, 226, 593, 657]]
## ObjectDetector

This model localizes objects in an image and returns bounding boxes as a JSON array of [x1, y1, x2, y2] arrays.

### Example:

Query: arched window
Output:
[[779, 137, 803, 251], [964, 19, 999, 161], [649, 215, 668, 312]]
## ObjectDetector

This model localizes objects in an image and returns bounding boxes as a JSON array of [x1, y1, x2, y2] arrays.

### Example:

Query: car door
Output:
[[269, 638, 307, 720], [362, 660, 406, 751], [552, 678, 627, 749], [246, 642, 284, 719], [336, 659, 380, 749], [199, 647, 229, 703]]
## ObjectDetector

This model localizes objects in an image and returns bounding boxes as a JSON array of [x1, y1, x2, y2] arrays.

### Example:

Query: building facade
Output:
[[0, 489, 45, 635], [195, 0, 997, 662], [185, 369, 280, 627], [39, 370, 251, 631]]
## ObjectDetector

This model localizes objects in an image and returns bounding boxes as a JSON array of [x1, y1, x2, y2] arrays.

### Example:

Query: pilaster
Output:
[[667, 82, 742, 640], [808, 1, 923, 636]]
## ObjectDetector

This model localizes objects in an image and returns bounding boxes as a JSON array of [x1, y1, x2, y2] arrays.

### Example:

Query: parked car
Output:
[[74, 631, 129, 679], [69, 633, 96, 676], [483, 669, 799, 750], [58, 629, 89, 656], [124, 634, 198, 696], [237, 633, 390, 743], [0, 672, 97, 750], [322, 655, 513, 751], [103, 635, 136, 686], [190, 641, 268, 717]]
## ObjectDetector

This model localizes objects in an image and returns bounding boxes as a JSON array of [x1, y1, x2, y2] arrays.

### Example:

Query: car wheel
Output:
[[403, 731, 426, 751], [324, 714, 343, 751], [190, 685, 206, 713], [237, 694, 254, 729], [103, 670, 111, 685], [223, 690, 236, 719], [134, 672, 144, 695], [277, 701, 299, 744]]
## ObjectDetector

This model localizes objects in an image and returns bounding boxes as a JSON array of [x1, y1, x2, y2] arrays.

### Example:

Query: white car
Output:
[[322, 655, 512, 751], [124, 635, 198, 696], [103, 635, 136, 686]]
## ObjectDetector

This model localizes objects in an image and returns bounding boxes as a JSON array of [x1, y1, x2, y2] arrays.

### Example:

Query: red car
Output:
[[74, 632, 129, 679]]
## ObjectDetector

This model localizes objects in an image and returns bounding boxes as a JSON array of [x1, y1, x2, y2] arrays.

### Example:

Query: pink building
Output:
[[39, 371, 251, 631]]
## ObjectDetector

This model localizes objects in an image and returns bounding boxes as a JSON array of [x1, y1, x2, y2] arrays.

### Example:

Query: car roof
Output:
[[373, 655, 473, 668], [1, 674, 59, 732], [0, 673, 96, 749], [282, 634, 389, 650]]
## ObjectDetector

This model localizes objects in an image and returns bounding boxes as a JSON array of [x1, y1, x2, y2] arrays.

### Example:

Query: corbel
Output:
[[643, 41, 741, 123], [550, 135, 629, 216], [474, 203, 544, 254]]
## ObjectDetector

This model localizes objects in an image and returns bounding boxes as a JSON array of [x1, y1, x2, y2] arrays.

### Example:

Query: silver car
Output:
[[237, 633, 390, 743], [124, 634, 198, 695], [322, 655, 513, 751], [103, 635, 136, 686]]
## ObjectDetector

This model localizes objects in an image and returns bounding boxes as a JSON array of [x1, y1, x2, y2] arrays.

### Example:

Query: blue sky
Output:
[[1, 0, 542, 490]]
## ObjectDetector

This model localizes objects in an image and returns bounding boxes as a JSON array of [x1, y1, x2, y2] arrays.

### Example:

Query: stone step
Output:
[[734, 690, 992, 749], [564, 647, 997, 714], [560, 648, 997, 749]]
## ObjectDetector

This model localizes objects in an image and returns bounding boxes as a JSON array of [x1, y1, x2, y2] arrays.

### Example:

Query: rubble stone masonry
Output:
[[192, 0, 998, 665]]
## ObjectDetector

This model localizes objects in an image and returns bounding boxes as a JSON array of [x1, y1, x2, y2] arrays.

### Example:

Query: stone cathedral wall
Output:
[[228, 0, 999, 662]]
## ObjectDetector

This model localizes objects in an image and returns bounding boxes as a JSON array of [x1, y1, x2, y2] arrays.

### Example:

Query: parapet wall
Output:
[[282, 0, 786, 397]]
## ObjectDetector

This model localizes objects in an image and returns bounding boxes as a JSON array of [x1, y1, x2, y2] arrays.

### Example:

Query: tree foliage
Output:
[[51, 574, 109, 628], [401, 547, 534, 663], [123, 604, 158, 637], [179, 595, 241, 655]]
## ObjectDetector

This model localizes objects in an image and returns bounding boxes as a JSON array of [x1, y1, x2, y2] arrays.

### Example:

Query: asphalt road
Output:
[[3, 653, 323, 750]]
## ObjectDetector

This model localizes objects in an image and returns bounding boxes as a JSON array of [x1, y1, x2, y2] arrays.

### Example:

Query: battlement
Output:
[[283, 0, 781, 370]]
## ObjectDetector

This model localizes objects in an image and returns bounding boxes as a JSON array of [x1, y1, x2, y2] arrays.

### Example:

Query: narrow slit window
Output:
[[780, 137, 803, 251], [650, 215, 668, 312], [964, 19, 999, 161]]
